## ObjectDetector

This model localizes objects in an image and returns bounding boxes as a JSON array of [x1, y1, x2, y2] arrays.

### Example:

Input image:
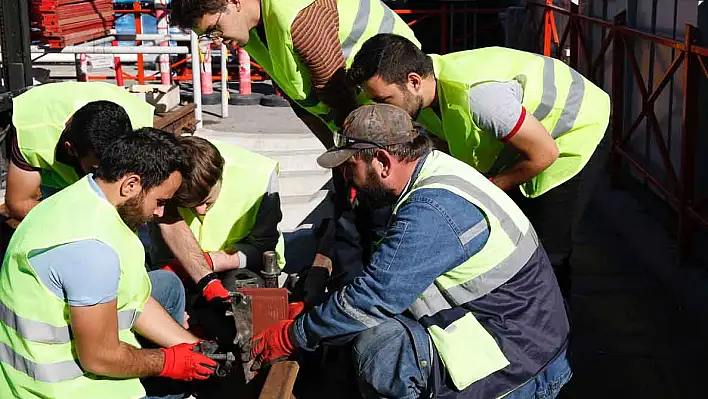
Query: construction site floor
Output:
[[560, 196, 707, 398]]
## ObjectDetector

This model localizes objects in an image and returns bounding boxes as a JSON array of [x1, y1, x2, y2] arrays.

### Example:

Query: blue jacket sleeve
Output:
[[292, 189, 490, 350]]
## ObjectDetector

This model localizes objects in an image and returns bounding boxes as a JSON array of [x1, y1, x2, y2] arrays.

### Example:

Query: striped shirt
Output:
[[290, 0, 357, 125]]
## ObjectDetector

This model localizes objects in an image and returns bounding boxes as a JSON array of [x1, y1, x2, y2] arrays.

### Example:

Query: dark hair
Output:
[[355, 131, 432, 163], [172, 136, 225, 208], [347, 34, 434, 88], [64, 100, 133, 158], [170, 0, 228, 29], [94, 128, 190, 192]]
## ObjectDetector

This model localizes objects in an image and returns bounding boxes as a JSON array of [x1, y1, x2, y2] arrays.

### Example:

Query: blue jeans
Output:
[[503, 350, 572, 399], [352, 316, 571, 399], [352, 316, 433, 399], [142, 270, 187, 399]]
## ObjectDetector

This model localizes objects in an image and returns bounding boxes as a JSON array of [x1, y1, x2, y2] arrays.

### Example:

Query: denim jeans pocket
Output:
[[536, 351, 573, 399]]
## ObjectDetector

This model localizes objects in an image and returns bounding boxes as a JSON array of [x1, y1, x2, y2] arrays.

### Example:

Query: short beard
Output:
[[401, 87, 425, 120], [356, 165, 399, 209], [117, 191, 151, 230]]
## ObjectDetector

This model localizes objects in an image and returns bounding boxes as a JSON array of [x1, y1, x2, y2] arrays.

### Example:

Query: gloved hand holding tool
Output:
[[158, 342, 218, 381], [250, 319, 298, 371], [197, 252, 232, 305]]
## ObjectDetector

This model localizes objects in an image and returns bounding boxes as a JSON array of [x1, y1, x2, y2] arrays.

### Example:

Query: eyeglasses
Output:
[[333, 131, 385, 149], [197, 11, 224, 39]]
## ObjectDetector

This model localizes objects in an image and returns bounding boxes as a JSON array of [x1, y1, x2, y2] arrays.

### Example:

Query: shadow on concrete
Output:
[[558, 173, 708, 398]]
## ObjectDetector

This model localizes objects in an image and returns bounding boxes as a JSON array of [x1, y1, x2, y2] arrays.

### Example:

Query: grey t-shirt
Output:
[[29, 175, 120, 306], [468, 80, 526, 141]]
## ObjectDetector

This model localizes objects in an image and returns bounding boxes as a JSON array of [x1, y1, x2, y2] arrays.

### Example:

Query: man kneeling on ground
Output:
[[250, 104, 571, 399], [0, 128, 216, 399]]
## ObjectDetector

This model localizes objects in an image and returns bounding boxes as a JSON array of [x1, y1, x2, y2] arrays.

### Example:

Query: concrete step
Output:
[[280, 190, 329, 232], [195, 129, 323, 153], [194, 127, 330, 231], [278, 169, 331, 198], [260, 149, 324, 173]]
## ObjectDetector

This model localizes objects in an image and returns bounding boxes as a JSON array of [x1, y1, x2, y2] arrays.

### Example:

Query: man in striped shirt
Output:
[[171, 0, 421, 289]]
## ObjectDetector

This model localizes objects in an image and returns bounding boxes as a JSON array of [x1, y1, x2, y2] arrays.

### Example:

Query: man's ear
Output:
[[407, 72, 423, 91], [375, 149, 393, 178], [63, 141, 78, 157], [119, 174, 142, 198]]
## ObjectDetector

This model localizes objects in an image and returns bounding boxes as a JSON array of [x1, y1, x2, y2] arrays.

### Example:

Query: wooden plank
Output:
[[258, 361, 299, 399], [153, 103, 197, 136]]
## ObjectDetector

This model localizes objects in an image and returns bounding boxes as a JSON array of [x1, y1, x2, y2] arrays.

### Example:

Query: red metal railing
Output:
[[528, 1, 708, 261]]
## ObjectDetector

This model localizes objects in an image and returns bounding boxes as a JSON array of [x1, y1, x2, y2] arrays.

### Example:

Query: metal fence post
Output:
[[678, 24, 699, 263], [610, 11, 627, 189], [569, 2, 579, 70]]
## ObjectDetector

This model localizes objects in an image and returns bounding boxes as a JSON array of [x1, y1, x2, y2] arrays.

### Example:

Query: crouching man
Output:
[[148, 136, 284, 305], [5, 82, 153, 220], [251, 105, 571, 399], [0, 129, 216, 399]]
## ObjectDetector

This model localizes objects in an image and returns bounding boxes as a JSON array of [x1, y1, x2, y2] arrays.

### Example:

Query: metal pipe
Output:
[[134, 1, 145, 84], [114, 34, 192, 42], [155, 0, 171, 84], [80, 36, 117, 47], [42, 46, 190, 54], [221, 43, 229, 118], [191, 31, 203, 129], [112, 40, 125, 87]]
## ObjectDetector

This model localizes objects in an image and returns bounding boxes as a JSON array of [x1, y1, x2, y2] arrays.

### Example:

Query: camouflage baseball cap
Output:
[[317, 104, 420, 168]]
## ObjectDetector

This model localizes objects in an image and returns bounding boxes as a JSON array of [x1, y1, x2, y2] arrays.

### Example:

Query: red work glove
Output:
[[250, 319, 297, 369], [287, 302, 305, 320], [202, 278, 231, 302], [158, 342, 217, 381]]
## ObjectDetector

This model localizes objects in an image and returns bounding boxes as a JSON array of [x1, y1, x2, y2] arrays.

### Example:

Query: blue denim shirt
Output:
[[293, 151, 491, 349]]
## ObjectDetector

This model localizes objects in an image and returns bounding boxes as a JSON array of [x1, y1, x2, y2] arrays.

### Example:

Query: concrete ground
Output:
[[561, 198, 707, 398]]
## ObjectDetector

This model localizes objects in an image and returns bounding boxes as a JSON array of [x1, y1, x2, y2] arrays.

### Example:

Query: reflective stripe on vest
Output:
[[407, 175, 538, 315], [530, 56, 586, 138], [0, 299, 137, 344], [393, 152, 538, 389], [0, 177, 150, 397], [423, 48, 609, 198], [246, 0, 420, 133], [0, 341, 83, 383]]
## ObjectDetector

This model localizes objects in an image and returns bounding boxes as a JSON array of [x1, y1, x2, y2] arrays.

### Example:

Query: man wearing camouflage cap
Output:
[[250, 104, 572, 399]]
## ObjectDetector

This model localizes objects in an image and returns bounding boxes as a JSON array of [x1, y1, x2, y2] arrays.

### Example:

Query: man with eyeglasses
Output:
[[249, 104, 572, 399], [170, 0, 422, 294]]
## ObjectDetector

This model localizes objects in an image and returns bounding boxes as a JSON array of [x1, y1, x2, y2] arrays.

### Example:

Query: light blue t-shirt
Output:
[[29, 175, 120, 306]]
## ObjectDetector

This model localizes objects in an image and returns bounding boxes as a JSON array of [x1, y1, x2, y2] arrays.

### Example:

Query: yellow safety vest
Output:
[[396, 151, 540, 391], [178, 140, 286, 269], [13, 81, 154, 190], [417, 47, 611, 197], [244, 0, 420, 132], [0, 176, 151, 399]]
